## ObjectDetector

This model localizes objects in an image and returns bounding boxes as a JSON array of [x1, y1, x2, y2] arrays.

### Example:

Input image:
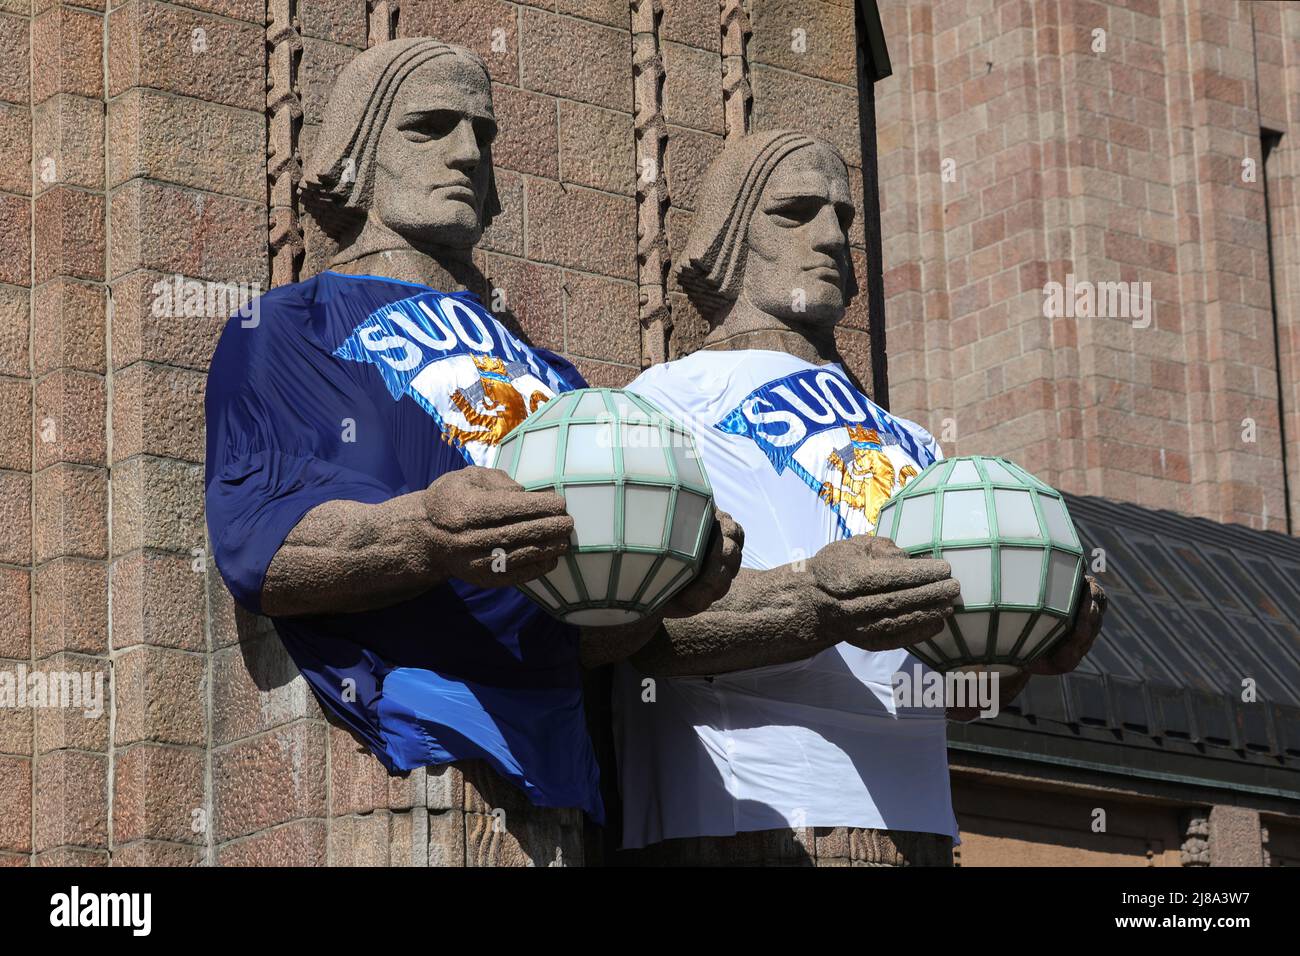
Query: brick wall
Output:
[[878, 0, 1300, 532], [0, 0, 34, 868]]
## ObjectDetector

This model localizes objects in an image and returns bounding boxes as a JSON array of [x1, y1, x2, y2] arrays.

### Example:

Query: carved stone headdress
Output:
[[303, 38, 503, 239], [677, 129, 859, 324]]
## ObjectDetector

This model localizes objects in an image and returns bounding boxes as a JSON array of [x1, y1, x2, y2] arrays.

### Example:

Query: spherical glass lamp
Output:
[[492, 388, 714, 627], [874, 456, 1084, 675]]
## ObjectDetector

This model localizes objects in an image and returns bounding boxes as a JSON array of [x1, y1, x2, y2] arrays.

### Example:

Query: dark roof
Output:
[[947, 493, 1300, 804]]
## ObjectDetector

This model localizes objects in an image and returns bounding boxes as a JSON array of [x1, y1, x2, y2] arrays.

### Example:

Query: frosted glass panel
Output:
[[574, 552, 613, 602], [914, 641, 945, 668], [627, 393, 661, 418], [931, 623, 963, 659], [564, 423, 614, 475], [623, 485, 671, 547], [563, 484, 616, 547], [895, 494, 935, 549], [954, 612, 991, 656], [575, 391, 608, 418], [670, 441, 707, 488], [908, 461, 947, 492], [1039, 494, 1078, 547], [519, 580, 559, 609], [621, 425, 671, 476], [983, 460, 1019, 484], [995, 611, 1032, 655], [1046, 550, 1079, 612], [994, 489, 1040, 539], [565, 607, 639, 626], [944, 547, 992, 606], [615, 553, 657, 601], [941, 489, 990, 540], [1019, 613, 1062, 659], [874, 503, 897, 540], [644, 556, 688, 605], [514, 427, 558, 484], [949, 460, 980, 485], [610, 392, 643, 421], [999, 547, 1044, 605], [530, 395, 568, 423], [543, 558, 580, 603], [668, 491, 709, 554], [494, 437, 519, 478], [1007, 461, 1052, 489]]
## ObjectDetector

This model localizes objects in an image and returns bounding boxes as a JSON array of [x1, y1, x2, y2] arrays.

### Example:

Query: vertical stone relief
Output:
[[631, 0, 671, 368], [368, 1, 399, 47], [267, 0, 305, 288], [720, 0, 752, 140], [1179, 810, 1210, 866]]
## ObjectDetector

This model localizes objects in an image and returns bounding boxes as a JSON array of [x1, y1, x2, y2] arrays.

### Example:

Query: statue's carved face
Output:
[[369, 56, 497, 249], [742, 145, 855, 326]]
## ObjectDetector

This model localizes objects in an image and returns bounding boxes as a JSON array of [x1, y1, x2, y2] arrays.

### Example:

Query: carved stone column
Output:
[[632, 0, 672, 368], [1180, 810, 1210, 867]]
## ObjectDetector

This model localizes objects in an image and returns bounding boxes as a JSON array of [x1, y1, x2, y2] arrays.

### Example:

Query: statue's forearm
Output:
[[261, 493, 446, 617], [624, 567, 833, 677]]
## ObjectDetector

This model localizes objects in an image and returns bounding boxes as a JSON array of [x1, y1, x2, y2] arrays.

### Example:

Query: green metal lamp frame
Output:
[[876, 455, 1084, 672], [493, 388, 715, 624]]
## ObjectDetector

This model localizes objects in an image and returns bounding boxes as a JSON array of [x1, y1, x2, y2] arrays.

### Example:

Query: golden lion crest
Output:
[[818, 425, 919, 526], [442, 354, 550, 449]]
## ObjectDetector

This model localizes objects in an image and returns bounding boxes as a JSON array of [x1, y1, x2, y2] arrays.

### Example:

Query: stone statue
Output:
[[624, 133, 965, 676], [205, 38, 743, 858], [270, 38, 741, 628], [301, 38, 500, 295], [609, 130, 1107, 865]]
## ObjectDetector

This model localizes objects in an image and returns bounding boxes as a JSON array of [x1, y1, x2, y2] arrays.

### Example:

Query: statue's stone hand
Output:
[[1025, 574, 1107, 675], [622, 534, 959, 677], [659, 509, 745, 618], [423, 465, 574, 588], [808, 536, 960, 652]]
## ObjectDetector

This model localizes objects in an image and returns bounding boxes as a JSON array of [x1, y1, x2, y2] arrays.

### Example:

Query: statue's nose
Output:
[[446, 119, 482, 172]]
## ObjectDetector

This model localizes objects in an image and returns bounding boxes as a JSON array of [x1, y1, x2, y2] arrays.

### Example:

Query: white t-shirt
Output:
[[613, 349, 958, 848]]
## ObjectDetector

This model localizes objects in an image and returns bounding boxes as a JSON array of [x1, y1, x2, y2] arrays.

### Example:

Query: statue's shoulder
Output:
[[643, 347, 797, 381], [245, 272, 326, 316], [630, 349, 809, 416]]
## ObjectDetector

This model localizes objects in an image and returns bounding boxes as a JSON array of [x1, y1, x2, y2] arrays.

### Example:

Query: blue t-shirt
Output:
[[204, 270, 602, 820]]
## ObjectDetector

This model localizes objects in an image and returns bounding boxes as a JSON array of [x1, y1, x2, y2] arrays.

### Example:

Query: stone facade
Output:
[[878, 0, 1300, 534], [0, 0, 1295, 866]]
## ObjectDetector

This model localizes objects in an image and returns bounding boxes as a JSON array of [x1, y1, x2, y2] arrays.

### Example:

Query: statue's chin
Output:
[[747, 282, 844, 331], [775, 301, 844, 332], [397, 216, 482, 253]]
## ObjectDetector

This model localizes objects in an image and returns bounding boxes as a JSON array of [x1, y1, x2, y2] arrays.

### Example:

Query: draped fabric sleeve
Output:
[[203, 293, 397, 615]]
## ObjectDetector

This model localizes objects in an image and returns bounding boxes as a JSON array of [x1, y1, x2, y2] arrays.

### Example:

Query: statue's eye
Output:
[[767, 197, 821, 226], [399, 110, 462, 142]]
